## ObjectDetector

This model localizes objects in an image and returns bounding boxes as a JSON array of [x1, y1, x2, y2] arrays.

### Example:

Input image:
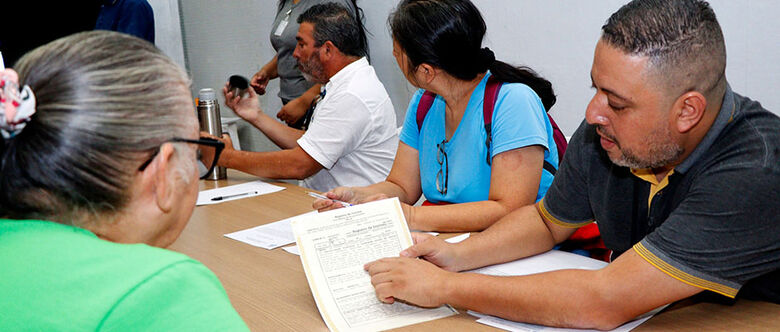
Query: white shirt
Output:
[[297, 57, 398, 192]]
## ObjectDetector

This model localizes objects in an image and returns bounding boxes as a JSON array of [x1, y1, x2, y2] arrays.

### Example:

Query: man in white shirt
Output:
[[216, 3, 397, 192]]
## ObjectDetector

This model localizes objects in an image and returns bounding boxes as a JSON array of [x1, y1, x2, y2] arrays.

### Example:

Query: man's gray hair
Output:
[[602, 0, 727, 95], [1, 31, 196, 225]]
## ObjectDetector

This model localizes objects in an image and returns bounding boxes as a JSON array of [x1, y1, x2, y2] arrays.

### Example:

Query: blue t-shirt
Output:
[[399, 72, 557, 204]]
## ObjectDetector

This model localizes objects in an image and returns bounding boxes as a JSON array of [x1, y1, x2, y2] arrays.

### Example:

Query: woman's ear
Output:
[[417, 63, 436, 85], [153, 143, 177, 213]]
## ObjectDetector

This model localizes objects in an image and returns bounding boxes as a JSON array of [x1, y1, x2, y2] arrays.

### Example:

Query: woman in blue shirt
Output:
[[314, 0, 559, 232]]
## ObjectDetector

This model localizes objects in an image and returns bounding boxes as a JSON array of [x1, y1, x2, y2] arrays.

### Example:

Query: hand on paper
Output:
[[223, 82, 263, 123], [401, 233, 462, 271], [364, 255, 452, 308], [312, 187, 358, 211]]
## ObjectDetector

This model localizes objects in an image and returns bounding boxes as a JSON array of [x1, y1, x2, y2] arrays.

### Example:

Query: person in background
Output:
[[0, 31, 247, 331], [215, 3, 397, 193], [314, 0, 559, 233], [364, 0, 780, 329], [94, 0, 155, 44], [253, 0, 366, 129]]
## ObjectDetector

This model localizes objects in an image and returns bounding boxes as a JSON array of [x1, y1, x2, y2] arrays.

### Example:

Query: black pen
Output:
[[211, 191, 259, 201]]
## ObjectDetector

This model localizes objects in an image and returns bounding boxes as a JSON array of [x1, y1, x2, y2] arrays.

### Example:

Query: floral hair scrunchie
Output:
[[0, 69, 36, 138]]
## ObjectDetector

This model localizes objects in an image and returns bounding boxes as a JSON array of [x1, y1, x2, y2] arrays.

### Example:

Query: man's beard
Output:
[[598, 125, 684, 169], [298, 50, 327, 84]]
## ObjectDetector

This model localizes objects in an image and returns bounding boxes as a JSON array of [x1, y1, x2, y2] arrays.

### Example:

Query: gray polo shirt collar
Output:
[[675, 84, 736, 173]]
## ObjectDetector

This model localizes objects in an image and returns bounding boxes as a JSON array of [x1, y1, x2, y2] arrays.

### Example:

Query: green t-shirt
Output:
[[0, 219, 249, 331]]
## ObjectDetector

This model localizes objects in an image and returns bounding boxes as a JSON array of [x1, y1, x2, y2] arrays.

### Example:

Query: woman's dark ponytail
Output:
[[391, 0, 555, 110], [489, 60, 556, 111]]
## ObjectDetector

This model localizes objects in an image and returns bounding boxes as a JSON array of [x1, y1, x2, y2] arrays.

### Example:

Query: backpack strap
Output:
[[418, 77, 564, 174], [485, 76, 561, 174], [547, 114, 567, 163], [483, 76, 502, 165], [416, 91, 437, 132]]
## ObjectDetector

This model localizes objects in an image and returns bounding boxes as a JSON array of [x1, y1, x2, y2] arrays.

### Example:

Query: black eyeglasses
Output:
[[138, 137, 225, 180], [436, 139, 448, 195]]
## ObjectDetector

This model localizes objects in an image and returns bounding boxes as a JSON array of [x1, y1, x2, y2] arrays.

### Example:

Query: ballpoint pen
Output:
[[306, 191, 352, 207], [211, 191, 259, 201]]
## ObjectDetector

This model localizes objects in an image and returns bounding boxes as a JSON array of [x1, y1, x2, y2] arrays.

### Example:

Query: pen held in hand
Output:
[[306, 191, 352, 207], [211, 191, 259, 201]]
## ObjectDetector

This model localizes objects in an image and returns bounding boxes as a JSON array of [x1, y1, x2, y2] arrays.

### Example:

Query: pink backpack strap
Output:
[[482, 75, 502, 165], [547, 114, 568, 163], [416, 91, 437, 132]]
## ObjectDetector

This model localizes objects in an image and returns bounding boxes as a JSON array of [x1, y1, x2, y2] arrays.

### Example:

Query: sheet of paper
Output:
[[224, 211, 317, 249], [283, 231, 456, 257], [470, 306, 665, 332], [469, 250, 608, 277], [283, 231, 448, 257], [292, 198, 457, 332], [282, 245, 300, 255], [445, 233, 470, 243], [196, 180, 284, 205], [466, 251, 666, 331]]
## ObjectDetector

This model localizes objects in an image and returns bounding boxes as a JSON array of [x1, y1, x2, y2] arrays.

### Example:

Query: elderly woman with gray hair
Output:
[[0, 31, 247, 330]]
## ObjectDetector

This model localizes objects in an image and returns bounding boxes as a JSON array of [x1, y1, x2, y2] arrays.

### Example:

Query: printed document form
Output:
[[291, 198, 457, 332]]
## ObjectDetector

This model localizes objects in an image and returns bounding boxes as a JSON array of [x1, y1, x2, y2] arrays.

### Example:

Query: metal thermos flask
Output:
[[197, 88, 227, 180]]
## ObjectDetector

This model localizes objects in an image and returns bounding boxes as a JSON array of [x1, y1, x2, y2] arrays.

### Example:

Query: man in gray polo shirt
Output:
[[363, 0, 780, 329]]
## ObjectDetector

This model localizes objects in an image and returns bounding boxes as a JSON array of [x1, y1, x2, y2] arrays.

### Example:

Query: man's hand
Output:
[[277, 97, 309, 125], [364, 255, 454, 307], [223, 83, 263, 124], [250, 68, 271, 95]]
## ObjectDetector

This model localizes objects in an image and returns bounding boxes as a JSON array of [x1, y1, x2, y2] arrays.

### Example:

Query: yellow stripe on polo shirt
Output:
[[538, 198, 594, 228], [630, 168, 675, 210], [634, 242, 738, 298]]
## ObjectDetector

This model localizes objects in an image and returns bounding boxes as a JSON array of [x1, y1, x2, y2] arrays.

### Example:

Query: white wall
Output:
[[148, 0, 187, 70], [475, 0, 780, 134], [178, 0, 780, 152]]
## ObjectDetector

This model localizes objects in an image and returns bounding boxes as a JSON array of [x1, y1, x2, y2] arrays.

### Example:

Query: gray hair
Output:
[[298, 2, 369, 58], [602, 0, 727, 96], [1, 31, 197, 225]]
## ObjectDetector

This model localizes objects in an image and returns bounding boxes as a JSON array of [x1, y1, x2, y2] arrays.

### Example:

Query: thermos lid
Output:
[[198, 88, 216, 101]]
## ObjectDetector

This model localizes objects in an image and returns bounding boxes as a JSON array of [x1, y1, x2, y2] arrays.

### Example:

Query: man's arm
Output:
[[370, 247, 700, 330], [452, 248, 701, 329], [443, 203, 576, 271], [249, 111, 306, 150], [218, 143, 323, 180], [367, 208, 703, 329]]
